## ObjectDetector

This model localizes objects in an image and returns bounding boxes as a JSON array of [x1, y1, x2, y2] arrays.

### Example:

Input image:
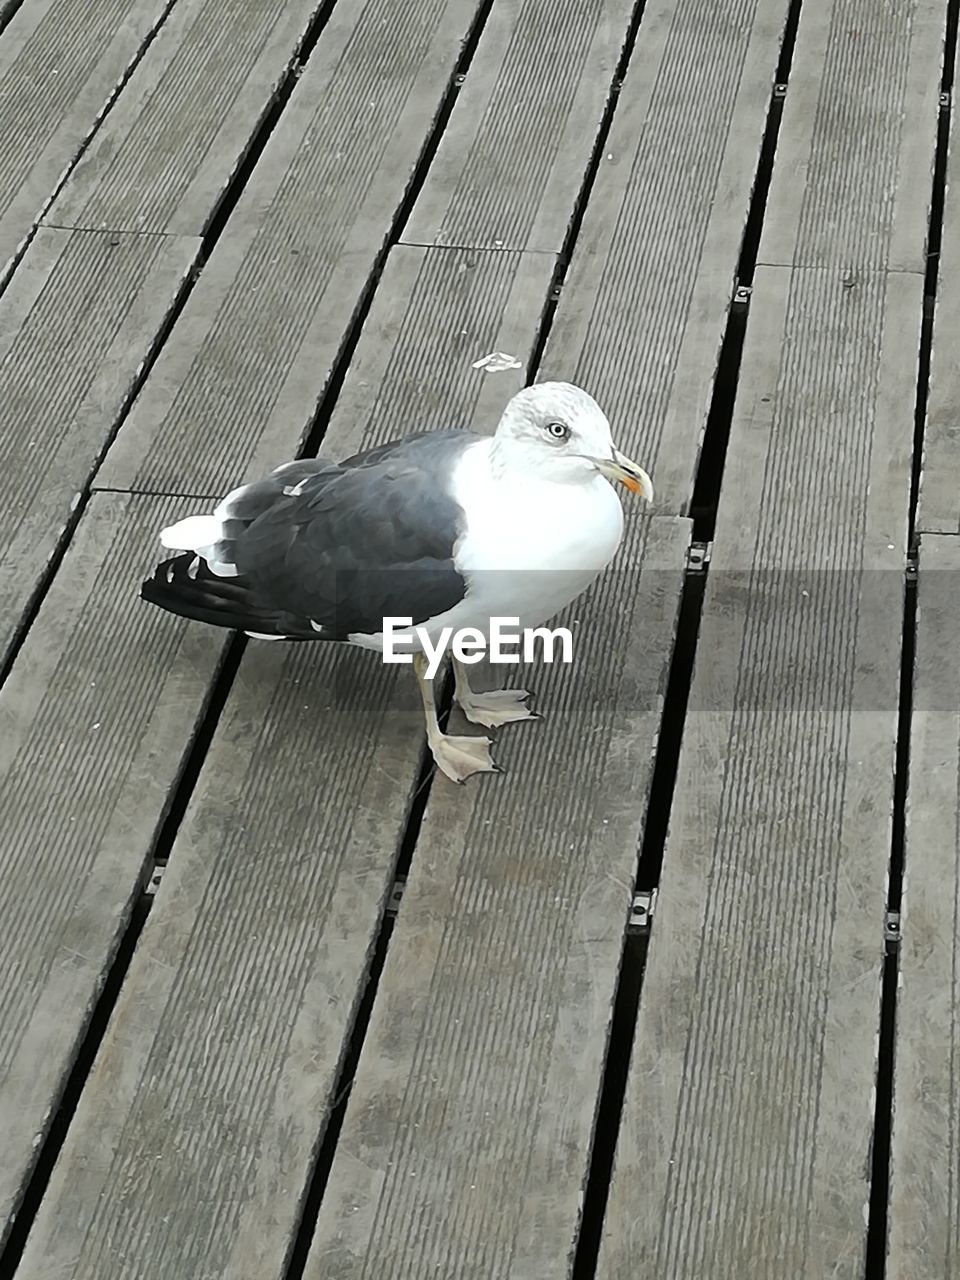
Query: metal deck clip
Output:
[[144, 863, 165, 899], [628, 889, 657, 935], [686, 541, 711, 574], [386, 876, 406, 918], [884, 910, 902, 952]]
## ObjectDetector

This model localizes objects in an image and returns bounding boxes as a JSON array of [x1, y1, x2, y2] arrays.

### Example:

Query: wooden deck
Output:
[[0, 0, 954, 1276]]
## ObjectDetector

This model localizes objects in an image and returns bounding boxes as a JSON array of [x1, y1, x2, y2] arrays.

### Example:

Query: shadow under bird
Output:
[[141, 382, 654, 782]]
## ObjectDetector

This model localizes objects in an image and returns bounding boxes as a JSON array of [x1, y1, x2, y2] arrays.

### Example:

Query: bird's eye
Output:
[[546, 421, 569, 440]]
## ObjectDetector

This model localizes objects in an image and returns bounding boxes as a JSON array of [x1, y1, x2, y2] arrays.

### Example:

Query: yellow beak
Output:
[[592, 448, 655, 501]]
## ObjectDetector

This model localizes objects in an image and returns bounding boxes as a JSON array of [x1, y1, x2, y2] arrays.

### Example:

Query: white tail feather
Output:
[[159, 514, 222, 552]]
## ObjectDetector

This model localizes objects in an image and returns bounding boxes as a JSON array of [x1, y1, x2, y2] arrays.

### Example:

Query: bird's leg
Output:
[[451, 656, 538, 728], [413, 653, 500, 784]]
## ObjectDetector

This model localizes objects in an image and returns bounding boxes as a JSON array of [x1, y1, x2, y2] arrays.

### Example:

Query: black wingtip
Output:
[[139, 563, 172, 608], [139, 572, 164, 606], [139, 553, 313, 640], [138, 554, 255, 632]]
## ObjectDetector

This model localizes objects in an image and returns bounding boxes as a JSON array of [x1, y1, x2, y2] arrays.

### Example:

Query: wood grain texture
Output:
[[401, 0, 635, 251], [304, 516, 686, 1280], [0, 492, 227, 1248], [598, 267, 916, 1280], [43, 0, 324, 236], [94, 0, 491, 498], [537, 0, 794, 515], [888, 534, 960, 1279], [0, 0, 173, 277], [0, 227, 196, 667], [17, 247, 555, 1280], [918, 89, 960, 534], [597, 0, 941, 1267], [757, 0, 942, 273], [293, 3, 798, 1271]]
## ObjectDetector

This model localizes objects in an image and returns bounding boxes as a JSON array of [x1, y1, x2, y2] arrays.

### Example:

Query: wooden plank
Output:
[[0, 227, 196, 666], [919, 89, 960, 534], [297, 2, 801, 1273], [401, 0, 634, 252], [600, 270, 916, 1280], [43, 0, 325, 236], [305, 520, 686, 1280], [17, 246, 556, 1280], [757, 0, 940, 273], [538, 0, 797, 515], [0, 0, 174, 278], [95, 0, 495, 499], [0, 491, 227, 1246], [597, 2, 943, 1274], [888, 533, 960, 1279]]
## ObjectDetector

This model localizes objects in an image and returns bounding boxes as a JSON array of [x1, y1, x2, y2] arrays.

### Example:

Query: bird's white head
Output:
[[492, 381, 654, 501]]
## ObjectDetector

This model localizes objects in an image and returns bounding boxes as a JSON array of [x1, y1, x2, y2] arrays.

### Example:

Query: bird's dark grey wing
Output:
[[211, 458, 341, 567], [143, 434, 476, 639], [339, 427, 478, 470]]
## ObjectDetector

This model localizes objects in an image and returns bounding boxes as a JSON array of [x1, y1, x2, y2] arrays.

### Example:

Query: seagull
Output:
[[141, 382, 653, 782]]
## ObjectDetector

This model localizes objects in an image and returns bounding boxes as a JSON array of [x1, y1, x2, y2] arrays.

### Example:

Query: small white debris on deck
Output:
[[471, 351, 522, 372]]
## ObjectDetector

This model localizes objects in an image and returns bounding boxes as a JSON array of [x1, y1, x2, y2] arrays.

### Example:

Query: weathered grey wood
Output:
[[294, 3, 803, 1274], [0, 227, 196, 666], [0, 491, 227, 1248], [43, 0, 324, 236], [401, 0, 634, 251], [538, 0, 796, 515], [919, 87, 960, 534], [0, 0, 173, 278], [598, 1, 942, 1271], [304, 518, 686, 1280], [888, 534, 960, 1278], [95, 0, 494, 499], [17, 246, 555, 1280], [600, 271, 917, 1280], [757, 0, 941, 273]]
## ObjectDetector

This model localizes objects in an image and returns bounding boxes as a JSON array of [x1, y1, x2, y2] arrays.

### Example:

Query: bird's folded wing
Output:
[[229, 434, 475, 638]]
